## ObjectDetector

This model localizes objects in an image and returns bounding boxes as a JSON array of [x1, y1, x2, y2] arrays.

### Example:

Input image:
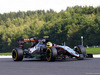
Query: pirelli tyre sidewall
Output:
[[12, 48, 23, 61], [46, 47, 57, 62]]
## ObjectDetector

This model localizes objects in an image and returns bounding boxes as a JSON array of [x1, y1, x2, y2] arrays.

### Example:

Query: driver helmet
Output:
[[46, 42, 52, 47]]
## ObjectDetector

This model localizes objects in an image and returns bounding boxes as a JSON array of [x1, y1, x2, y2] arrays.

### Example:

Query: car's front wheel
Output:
[[74, 45, 86, 60]]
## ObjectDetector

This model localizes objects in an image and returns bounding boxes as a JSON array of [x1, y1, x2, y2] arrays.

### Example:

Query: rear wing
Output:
[[18, 38, 38, 48]]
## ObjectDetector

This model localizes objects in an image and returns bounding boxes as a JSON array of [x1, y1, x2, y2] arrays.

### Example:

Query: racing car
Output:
[[12, 38, 93, 61]]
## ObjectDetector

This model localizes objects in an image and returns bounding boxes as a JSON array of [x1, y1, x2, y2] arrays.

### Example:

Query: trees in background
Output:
[[0, 6, 100, 52]]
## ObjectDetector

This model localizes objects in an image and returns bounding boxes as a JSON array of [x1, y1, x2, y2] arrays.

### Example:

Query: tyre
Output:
[[87, 54, 93, 58], [46, 47, 57, 61], [74, 45, 86, 60], [12, 48, 23, 61]]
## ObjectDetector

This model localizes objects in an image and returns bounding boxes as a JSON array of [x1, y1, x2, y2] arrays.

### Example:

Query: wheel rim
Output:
[[74, 46, 81, 54], [46, 48, 52, 61], [12, 49, 17, 60]]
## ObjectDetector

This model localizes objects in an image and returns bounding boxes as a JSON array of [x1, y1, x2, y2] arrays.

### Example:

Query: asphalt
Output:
[[0, 58, 100, 75]]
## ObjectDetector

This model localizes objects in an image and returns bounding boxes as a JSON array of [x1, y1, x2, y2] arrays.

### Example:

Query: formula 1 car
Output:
[[12, 38, 93, 61]]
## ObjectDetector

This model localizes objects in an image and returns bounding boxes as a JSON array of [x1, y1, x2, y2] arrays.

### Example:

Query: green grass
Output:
[[0, 52, 12, 55], [86, 47, 100, 54]]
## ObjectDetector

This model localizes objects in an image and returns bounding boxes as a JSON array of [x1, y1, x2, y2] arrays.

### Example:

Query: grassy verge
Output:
[[86, 47, 100, 54], [0, 52, 12, 55]]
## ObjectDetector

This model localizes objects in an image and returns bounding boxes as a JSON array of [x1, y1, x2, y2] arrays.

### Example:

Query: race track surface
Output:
[[0, 58, 100, 75]]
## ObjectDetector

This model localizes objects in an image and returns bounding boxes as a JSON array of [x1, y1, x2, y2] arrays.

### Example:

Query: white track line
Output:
[[0, 55, 12, 58], [93, 54, 100, 58]]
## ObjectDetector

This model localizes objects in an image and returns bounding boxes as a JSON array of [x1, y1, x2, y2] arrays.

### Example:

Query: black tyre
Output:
[[12, 48, 23, 61], [46, 47, 57, 61], [74, 45, 86, 60], [87, 54, 93, 58]]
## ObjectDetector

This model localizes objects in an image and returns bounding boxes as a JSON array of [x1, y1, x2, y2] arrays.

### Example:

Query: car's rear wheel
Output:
[[74, 45, 86, 60], [46, 47, 57, 61], [12, 48, 23, 61]]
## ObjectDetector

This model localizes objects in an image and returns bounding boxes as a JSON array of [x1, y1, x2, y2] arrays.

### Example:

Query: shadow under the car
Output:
[[22, 58, 93, 62]]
